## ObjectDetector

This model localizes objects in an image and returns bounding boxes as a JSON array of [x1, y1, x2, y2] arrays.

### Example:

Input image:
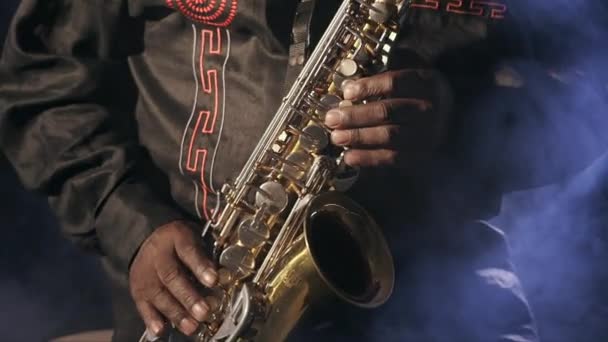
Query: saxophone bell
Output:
[[304, 191, 394, 308], [250, 191, 394, 342]]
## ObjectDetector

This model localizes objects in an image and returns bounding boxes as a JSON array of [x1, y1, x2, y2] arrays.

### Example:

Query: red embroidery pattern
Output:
[[410, 0, 507, 19], [166, 0, 238, 27], [410, 0, 440, 10], [185, 28, 223, 220]]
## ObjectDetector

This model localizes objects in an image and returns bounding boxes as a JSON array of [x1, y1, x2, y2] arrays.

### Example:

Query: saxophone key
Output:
[[238, 217, 270, 248], [300, 124, 329, 152], [255, 181, 289, 214], [217, 268, 234, 286], [319, 94, 342, 109], [219, 245, 256, 276], [348, 50, 364, 68], [369, 0, 398, 25], [316, 94, 342, 119], [280, 151, 312, 180], [333, 58, 360, 90]]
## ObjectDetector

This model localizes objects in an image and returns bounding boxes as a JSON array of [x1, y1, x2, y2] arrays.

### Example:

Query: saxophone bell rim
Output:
[[303, 191, 395, 309]]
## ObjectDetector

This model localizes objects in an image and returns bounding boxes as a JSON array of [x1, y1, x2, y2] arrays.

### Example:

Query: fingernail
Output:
[[343, 83, 358, 100], [331, 130, 349, 145], [339, 100, 353, 108], [324, 110, 342, 128], [150, 321, 164, 335], [343, 152, 355, 166], [192, 302, 209, 321], [180, 317, 198, 335], [202, 269, 218, 286]]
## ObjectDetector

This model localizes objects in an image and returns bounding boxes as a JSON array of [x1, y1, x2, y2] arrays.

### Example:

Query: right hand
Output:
[[129, 221, 218, 336]]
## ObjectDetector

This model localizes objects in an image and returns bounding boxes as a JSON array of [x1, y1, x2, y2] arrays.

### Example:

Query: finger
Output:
[[150, 287, 199, 336], [156, 261, 210, 322], [135, 300, 165, 337], [325, 98, 432, 129], [331, 125, 399, 148], [344, 149, 399, 167], [174, 234, 218, 288], [343, 69, 435, 101]]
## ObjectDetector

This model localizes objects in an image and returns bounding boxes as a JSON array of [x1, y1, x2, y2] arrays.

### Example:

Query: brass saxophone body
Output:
[[197, 1, 407, 340]]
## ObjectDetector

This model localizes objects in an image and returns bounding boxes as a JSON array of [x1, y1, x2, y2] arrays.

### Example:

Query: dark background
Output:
[[2, 1, 608, 341]]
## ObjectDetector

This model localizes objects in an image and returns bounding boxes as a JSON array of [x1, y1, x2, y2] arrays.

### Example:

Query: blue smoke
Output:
[[371, 0, 608, 341], [490, 1, 608, 341], [495, 153, 608, 342]]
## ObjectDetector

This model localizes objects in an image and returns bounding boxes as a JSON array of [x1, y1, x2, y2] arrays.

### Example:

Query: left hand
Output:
[[325, 69, 452, 169]]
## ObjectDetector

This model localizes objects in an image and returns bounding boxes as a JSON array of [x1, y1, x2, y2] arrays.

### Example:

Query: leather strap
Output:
[[284, 0, 317, 92]]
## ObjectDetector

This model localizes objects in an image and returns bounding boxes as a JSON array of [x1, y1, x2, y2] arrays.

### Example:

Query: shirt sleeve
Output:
[[0, 0, 186, 273]]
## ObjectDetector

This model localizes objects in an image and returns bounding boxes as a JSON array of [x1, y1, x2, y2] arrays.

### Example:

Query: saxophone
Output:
[[197, 1, 407, 340]]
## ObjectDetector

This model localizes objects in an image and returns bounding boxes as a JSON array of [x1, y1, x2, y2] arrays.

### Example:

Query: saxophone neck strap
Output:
[[284, 0, 317, 93]]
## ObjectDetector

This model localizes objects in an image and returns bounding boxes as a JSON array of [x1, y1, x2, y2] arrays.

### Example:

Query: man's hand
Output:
[[325, 69, 451, 168], [129, 221, 217, 336]]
